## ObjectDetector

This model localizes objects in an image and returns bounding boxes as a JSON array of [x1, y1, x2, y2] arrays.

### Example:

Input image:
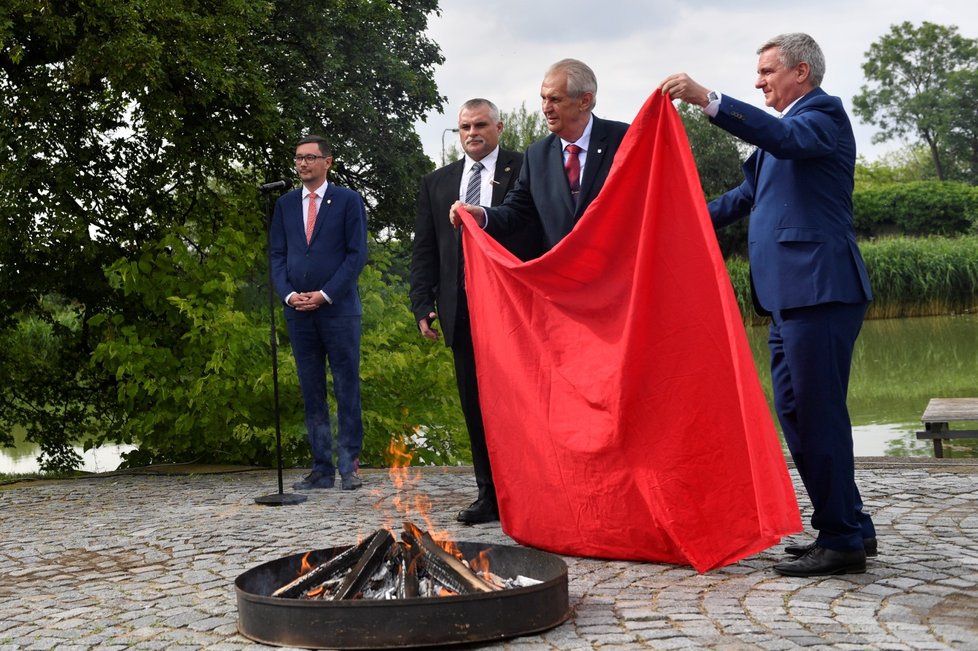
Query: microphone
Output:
[[259, 179, 293, 192]]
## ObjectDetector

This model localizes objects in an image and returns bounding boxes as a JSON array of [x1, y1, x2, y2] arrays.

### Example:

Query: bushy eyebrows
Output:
[[460, 120, 491, 129]]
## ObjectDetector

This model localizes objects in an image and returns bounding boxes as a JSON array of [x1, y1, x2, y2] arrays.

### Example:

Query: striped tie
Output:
[[465, 161, 484, 204]]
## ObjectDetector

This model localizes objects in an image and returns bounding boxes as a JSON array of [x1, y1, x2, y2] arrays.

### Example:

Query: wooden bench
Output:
[[916, 398, 978, 458]]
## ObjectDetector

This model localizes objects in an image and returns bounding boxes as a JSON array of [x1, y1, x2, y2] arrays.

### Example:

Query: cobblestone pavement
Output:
[[2, 458, 977, 650]]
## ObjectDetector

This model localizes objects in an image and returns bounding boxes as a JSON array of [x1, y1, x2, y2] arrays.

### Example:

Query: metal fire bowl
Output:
[[235, 541, 571, 649]]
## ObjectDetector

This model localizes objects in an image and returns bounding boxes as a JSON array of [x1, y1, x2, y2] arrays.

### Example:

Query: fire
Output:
[[299, 551, 314, 575], [467, 548, 494, 581], [384, 435, 438, 534], [375, 435, 496, 582]]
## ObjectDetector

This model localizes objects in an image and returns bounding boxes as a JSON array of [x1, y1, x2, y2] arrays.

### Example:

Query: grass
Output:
[[726, 235, 978, 324]]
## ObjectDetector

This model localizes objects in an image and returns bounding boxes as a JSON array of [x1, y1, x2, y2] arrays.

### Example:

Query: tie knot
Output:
[[470, 161, 484, 172], [565, 144, 582, 155], [308, 192, 318, 200]]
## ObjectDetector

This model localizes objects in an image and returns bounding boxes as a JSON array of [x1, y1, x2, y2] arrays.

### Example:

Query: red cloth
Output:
[[460, 91, 801, 572]]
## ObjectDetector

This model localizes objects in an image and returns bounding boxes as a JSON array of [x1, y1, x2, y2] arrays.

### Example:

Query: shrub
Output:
[[853, 181, 978, 236]]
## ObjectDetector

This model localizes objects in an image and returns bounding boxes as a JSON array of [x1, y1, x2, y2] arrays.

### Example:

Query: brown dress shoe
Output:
[[774, 545, 866, 577]]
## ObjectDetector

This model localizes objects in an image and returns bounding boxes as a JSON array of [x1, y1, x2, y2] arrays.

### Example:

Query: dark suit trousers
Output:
[[286, 313, 364, 479], [451, 297, 495, 503], [768, 301, 875, 551]]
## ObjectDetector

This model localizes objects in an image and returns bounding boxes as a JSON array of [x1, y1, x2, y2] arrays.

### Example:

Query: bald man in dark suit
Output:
[[410, 98, 542, 524]]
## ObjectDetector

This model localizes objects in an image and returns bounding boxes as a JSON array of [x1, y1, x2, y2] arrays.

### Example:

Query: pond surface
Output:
[[745, 313, 978, 458], [2, 314, 976, 474]]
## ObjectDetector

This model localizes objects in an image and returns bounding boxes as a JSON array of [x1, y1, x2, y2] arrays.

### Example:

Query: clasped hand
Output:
[[289, 291, 325, 312]]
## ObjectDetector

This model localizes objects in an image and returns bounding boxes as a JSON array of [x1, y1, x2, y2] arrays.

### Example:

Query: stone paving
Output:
[[1, 458, 977, 650]]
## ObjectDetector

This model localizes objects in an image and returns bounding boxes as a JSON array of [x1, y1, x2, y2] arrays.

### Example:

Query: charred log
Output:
[[332, 529, 396, 600], [402, 523, 499, 594], [271, 530, 381, 598]]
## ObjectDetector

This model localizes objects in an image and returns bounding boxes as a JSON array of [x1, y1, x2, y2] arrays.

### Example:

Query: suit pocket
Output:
[[775, 227, 824, 243]]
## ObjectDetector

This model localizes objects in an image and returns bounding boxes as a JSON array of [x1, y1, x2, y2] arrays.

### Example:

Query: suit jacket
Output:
[[708, 88, 872, 313], [409, 148, 541, 346], [485, 115, 630, 250], [270, 182, 368, 320]]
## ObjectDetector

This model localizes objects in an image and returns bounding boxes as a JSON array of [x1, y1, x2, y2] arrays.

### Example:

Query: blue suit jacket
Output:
[[708, 88, 872, 313], [485, 115, 630, 250], [270, 182, 368, 320]]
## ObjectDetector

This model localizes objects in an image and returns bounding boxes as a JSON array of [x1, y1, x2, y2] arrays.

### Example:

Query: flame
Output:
[[306, 585, 325, 599], [299, 551, 314, 575], [380, 436, 497, 586], [384, 435, 439, 532], [467, 548, 493, 580]]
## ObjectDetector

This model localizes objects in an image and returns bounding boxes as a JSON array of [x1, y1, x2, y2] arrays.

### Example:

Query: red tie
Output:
[[564, 144, 582, 197], [306, 192, 318, 244]]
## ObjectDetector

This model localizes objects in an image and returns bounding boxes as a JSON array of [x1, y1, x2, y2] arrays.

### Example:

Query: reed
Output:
[[725, 236, 978, 323]]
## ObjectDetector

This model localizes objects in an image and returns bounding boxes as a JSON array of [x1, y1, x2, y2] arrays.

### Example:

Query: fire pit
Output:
[[235, 529, 570, 649]]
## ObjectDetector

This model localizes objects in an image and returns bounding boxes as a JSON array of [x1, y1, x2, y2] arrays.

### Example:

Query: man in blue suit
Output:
[[270, 135, 368, 491], [663, 33, 876, 576], [450, 58, 630, 249]]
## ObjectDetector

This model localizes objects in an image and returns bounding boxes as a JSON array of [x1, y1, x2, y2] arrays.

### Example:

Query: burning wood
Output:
[[273, 522, 540, 601]]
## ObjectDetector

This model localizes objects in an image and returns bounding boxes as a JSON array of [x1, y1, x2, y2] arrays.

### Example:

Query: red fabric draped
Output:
[[459, 91, 801, 572]]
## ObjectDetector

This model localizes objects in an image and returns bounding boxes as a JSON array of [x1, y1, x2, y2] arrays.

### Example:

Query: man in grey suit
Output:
[[410, 98, 542, 524], [450, 59, 629, 249]]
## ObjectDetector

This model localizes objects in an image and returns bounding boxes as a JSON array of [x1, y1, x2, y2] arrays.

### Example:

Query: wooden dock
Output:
[[916, 398, 978, 458]]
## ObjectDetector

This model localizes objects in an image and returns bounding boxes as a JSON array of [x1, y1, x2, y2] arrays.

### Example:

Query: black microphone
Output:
[[259, 179, 293, 192]]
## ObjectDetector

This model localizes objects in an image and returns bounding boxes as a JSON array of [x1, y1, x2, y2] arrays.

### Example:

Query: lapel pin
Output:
[[597, 148, 603, 154], [504, 166, 511, 173], [327, 199, 332, 205]]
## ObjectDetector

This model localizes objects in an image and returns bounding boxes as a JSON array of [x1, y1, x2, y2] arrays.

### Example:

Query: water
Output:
[[2, 314, 976, 474], [745, 313, 978, 458], [0, 431, 136, 475]]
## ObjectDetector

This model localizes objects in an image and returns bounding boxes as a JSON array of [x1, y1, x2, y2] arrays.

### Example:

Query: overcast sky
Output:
[[414, 0, 978, 165]]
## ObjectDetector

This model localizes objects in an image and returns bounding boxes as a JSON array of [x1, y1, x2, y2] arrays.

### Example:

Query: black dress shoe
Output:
[[785, 537, 877, 558], [456, 498, 499, 524], [774, 545, 866, 577]]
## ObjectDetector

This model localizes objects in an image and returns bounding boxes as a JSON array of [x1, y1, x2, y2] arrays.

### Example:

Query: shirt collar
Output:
[[464, 146, 499, 171], [560, 114, 594, 151], [303, 180, 329, 199]]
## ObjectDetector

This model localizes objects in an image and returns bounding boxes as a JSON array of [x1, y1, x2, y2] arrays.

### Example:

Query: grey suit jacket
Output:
[[485, 115, 630, 250]]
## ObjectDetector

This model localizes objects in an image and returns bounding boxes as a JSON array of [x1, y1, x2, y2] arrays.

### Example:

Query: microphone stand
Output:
[[255, 186, 307, 506]]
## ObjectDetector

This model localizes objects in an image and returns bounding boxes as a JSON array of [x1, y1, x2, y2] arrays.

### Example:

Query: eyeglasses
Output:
[[294, 154, 329, 164]]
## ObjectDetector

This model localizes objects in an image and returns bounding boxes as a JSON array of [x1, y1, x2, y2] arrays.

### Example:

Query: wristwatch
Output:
[[706, 90, 719, 105]]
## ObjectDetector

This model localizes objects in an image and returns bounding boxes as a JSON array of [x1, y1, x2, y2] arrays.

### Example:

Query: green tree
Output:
[[676, 102, 747, 199], [676, 102, 750, 257], [853, 21, 978, 182], [0, 0, 445, 471], [499, 101, 550, 152]]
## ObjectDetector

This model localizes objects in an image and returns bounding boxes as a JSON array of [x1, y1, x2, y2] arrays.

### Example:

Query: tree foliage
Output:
[[499, 102, 551, 153], [853, 21, 978, 183], [0, 0, 447, 471], [676, 102, 751, 256]]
